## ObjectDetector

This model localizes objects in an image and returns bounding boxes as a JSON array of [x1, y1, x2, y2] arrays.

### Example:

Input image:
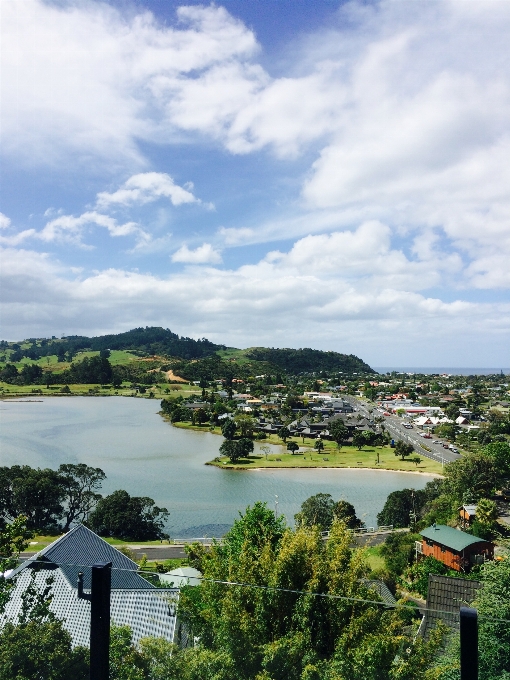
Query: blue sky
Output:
[[1, 0, 509, 366]]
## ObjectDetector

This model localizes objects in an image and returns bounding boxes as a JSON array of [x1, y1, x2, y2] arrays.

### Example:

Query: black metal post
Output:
[[460, 606, 478, 680], [90, 562, 112, 680]]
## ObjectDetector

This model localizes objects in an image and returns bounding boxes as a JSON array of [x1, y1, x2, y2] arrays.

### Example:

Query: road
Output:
[[343, 396, 461, 466]]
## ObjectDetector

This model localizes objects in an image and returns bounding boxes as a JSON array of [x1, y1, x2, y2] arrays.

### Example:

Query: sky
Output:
[[1, 0, 509, 367]]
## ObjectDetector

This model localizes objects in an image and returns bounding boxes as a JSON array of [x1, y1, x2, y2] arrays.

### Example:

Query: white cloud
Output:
[[171, 243, 222, 264], [2, 240, 509, 364], [0, 213, 11, 229], [96, 173, 199, 209], [39, 212, 148, 247]]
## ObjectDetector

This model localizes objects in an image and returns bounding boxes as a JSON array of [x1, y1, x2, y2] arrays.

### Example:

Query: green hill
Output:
[[245, 347, 373, 374]]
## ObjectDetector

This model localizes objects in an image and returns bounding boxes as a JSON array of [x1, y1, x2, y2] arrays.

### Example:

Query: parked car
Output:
[[423, 434, 432, 439]]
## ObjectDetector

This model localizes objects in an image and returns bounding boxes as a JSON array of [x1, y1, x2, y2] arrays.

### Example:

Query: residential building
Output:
[[417, 524, 493, 572]]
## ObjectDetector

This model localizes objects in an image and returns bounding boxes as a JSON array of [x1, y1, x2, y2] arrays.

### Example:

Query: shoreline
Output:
[[207, 462, 442, 477]]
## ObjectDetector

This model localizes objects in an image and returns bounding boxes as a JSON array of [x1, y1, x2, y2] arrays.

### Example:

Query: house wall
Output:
[[421, 540, 494, 572]]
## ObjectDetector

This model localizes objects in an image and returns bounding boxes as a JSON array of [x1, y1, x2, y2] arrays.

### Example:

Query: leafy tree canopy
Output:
[[86, 489, 169, 540]]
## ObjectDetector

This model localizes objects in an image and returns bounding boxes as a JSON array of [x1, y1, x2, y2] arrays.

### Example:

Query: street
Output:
[[343, 396, 462, 465]]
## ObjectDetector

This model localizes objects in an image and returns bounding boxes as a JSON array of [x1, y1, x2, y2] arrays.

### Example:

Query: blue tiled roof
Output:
[[12, 525, 154, 590]]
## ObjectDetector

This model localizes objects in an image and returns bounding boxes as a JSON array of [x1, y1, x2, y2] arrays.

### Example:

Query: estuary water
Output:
[[0, 397, 431, 536]]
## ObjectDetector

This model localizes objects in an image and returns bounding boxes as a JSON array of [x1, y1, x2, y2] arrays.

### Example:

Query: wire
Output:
[[6, 557, 510, 625]]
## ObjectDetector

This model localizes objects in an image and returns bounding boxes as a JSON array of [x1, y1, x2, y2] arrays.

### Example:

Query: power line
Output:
[[5, 557, 510, 625]]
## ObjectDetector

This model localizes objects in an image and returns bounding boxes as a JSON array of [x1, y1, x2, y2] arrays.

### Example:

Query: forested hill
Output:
[[4, 327, 224, 362], [2, 327, 374, 375], [245, 347, 373, 374]]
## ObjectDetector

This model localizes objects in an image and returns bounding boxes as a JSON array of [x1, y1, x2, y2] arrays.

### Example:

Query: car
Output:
[[423, 434, 432, 439], [383, 412, 391, 416], [432, 440, 440, 444], [450, 447, 459, 453], [442, 443, 450, 449]]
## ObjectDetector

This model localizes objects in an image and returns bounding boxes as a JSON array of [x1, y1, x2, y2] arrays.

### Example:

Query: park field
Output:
[[207, 442, 444, 474]]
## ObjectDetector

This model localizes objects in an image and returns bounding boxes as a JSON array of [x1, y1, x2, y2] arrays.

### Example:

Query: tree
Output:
[[443, 452, 499, 502], [482, 441, 510, 478], [333, 500, 363, 529], [177, 504, 442, 680], [379, 531, 422, 576], [0, 466, 65, 532], [57, 463, 106, 531], [234, 415, 255, 438], [277, 426, 290, 443], [329, 420, 348, 449], [294, 493, 334, 531], [219, 440, 242, 463], [313, 438, 325, 454], [377, 488, 426, 529], [394, 440, 414, 461], [86, 489, 169, 540], [221, 419, 237, 440], [286, 441, 299, 455], [352, 431, 366, 450], [0, 517, 33, 615], [237, 438, 254, 458]]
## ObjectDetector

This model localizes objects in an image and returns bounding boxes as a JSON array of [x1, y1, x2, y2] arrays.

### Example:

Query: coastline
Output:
[[206, 461, 443, 477]]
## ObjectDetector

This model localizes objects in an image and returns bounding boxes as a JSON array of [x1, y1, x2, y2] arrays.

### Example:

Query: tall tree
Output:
[[57, 464, 106, 531], [394, 440, 414, 461], [329, 420, 348, 449], [294, 493, 335, 531], [277, 426, 290, 443], [221, 419, 237, 441]]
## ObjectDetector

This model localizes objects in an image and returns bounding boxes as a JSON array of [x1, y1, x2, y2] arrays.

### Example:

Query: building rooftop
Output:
[[420, 524, 488, 552], [420, 574, 481, 638]]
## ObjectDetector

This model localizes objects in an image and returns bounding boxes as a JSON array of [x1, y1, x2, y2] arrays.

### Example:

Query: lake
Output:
[[0, 397, 431, 536]]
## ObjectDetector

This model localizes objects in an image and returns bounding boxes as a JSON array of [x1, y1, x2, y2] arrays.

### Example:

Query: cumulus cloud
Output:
[[171, 243, 222, 264], [0, 213, 11, 229], [96, 173, 199, 209], [2, 244, 508, 364], [39, 212, 148, 247]]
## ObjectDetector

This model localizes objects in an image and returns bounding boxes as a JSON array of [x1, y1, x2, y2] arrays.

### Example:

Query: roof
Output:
[[160, 567, 202, 587], [461, 505, 477, 517], [420, 574, 481, 638], [420, 525, 488, 552], [9, 524, 153, 590]]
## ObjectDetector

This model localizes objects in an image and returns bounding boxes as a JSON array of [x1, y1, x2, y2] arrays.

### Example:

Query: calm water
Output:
[[0, 397, 431, 536]]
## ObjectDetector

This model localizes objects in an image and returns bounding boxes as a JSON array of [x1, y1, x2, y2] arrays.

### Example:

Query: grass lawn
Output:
[[22, 534, 177, 553], [207, 438, 443, 474], [363, 546, 386, 571]]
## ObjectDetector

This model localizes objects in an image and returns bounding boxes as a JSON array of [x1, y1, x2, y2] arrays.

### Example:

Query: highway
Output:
[[343, 396, 461, 466]]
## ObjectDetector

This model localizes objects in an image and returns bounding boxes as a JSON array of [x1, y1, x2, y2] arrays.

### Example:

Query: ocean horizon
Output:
[[373, 367, 509, 376]]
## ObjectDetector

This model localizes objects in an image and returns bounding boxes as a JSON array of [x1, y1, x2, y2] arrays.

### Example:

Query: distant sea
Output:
[[373, 367, 510, 376]]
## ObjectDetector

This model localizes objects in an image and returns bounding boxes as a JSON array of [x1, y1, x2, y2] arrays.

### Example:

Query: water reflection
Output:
[[0, 397, 431, 536]]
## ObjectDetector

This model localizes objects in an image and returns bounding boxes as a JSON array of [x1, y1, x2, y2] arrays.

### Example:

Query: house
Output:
[[1, 525, 182, 648], [417, 524, 493, 572], [418, 574, 481, 639], [459, 505, 477, 527]]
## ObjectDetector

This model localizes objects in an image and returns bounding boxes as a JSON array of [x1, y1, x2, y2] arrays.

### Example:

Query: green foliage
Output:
[[443, 453, 499, 502], [238, 438, 255, 458], [352, 430, 366, 450], [379, 532, 422, 576], [329, 419, 348, 448], [287, 441, 299, 454], [404, 556, 451, 598], [377, 489, 426, 529], [86, 489, 169, 540], [109, 625, 148, 680], [482, 441, 510, 478], [219, 439, 242, 463], [221, 419, 237, 440], [394, 440, 414, 461], [0, 464, 105, 533], [0, 620, 89, 680], [0, 517, 33, 615], [294, 493, 335, 532], [174, 504, 441, 680], [244, 347, 373, 374], [313, 439, 324, 453], [333, 500, 363, 529], [278, 426, 290, 443]]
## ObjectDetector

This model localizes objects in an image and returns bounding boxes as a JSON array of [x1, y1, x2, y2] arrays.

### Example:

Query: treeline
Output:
[[1, 326, 224, 362], [0, 464, 168, 540], [245, 346, 374, 374], [0, 356, 113, 386]]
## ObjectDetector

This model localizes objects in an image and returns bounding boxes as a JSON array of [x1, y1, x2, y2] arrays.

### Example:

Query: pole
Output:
[[90, 562, 112, 680], [460, 606, 478, 680]]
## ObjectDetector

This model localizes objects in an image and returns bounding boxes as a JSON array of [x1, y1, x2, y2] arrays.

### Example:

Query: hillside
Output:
[[0, 327, 374, 378], [245, 347, 373, 374]]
